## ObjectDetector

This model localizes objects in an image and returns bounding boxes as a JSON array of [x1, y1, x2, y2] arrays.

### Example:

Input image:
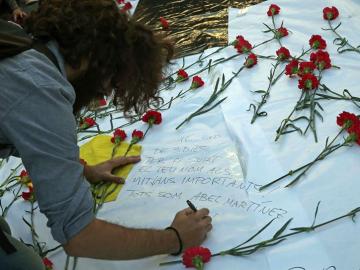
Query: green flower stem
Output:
[[176, 66, 245, 130], [250, 60, 282, 124], [261, 128, 345, 191], [271, 15, 282, 47], [326, 20, 360, 54], [0, 163, 22, 188], [160, 205, 360, 266], [30, 200, 40, 254], [1, 184, 22, 217], [275, 91, 305, 141]]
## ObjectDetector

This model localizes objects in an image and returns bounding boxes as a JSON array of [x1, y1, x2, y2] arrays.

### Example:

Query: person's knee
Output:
[[0, 233, 45, 270]]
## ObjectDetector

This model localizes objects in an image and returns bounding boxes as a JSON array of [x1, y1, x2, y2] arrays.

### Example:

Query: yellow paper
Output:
[[79, 135, 141, 203]]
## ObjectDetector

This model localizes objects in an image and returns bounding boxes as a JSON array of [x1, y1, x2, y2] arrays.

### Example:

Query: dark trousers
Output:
[[0, 216, 45, 270]]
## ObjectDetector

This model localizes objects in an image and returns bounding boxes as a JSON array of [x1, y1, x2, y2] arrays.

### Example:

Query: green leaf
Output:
[[273, 218, 293, 239], [311, 201, 321, 227]]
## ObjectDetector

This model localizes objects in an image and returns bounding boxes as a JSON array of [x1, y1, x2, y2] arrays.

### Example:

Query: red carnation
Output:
[[323, 6, 339, 20], [244, 53, 258, 68], [309, 35, 327, 50], [276, 47, 291, 61], [234, 35, 252, 54], [120, 2, 132, 12], [348, 124, 360, 145], [19, 170, 31, 185], [131, 129, 144, 144], [22, 187, 35, 202], [176, 69, 189, 82], [98, 98, 107, 106], [298, 74, 319, 90], [191, 76, 205, 89], [276, 27, 288, 38], [111, 128, 127, 144], [80, 117, 96, 130], [336, 111, 360, 130], [285, 60, 299, 77], [182, 246, 211, 269], [160, 17, 169, 29], [267, 4, 280, 16], [298, 62, 316, 77], [142, 110, 162, 125], [116, 0, 125, 4], [310, 50, 331, 70], [42, 257, 53, 270]]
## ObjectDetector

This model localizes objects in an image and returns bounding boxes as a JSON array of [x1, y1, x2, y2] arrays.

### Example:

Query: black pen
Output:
[[186, 200, 198, 212]]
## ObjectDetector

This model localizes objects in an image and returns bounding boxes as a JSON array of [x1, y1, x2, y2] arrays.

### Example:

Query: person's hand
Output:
[[83, 156, 141, 184], [170, 208, 212, 249], [12, 8, 27, 24]]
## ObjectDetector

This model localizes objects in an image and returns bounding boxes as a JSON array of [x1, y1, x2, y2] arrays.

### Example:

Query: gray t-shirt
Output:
[[0, 41, 94, 244]]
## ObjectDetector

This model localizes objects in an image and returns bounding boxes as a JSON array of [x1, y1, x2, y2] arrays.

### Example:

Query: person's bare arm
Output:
[[63, 208, 212, 260]]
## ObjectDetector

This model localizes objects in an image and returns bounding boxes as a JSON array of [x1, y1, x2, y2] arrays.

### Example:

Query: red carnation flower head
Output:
[[98, 98, 107, 107], [111, 128, 127, 144], [347, 124, 360, 145], [276, 27, 288, 38], [19, 170, 31, 185], [234, 35, 252, 54], [80, 117, 96, 130], [298, 62, 316, 77], [141, 110, 162, 126], [22, 186, 35, 202], [176, 69, 189, 82], [182, 246, 211, 269], [323, 6, 339, 20], [336, 111, 360, 130], [298, 74, 319, 90], [285, 60, 299, 77], [267, 4, 280, 16], [116, 0, 125, 4], [131, 129, 144, 144], [191, 76, 205, 89], [42, 257, 54, 270], [244, 53, 258, 68], [160, 17, 169, 29], [310, 50, 331, 70], [276, 47, 291, 61], [309, 35, 327, 50], [120, 2, 132, 12]]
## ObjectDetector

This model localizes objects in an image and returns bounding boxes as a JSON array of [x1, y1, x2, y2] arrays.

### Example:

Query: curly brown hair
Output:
[[25, 0, 172, 114]]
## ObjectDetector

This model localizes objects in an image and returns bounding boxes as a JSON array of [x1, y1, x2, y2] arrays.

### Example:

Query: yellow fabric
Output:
[[79, 135, 141, 203]]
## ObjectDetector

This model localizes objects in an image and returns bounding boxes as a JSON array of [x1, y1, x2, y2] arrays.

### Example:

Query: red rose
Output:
[[191, 76, 205, 89], [310, 50, 331, 70], [42, 257, 53, 270], [111, 128, 127, 144], [298, 74, 319, 90], [276, 47, 291, 61], [234, 35, 252, 54], [141, 110, 162, 125], [336, 111, 360, 130], [267, 4, 280, 16], [98, 98, 107, 106], [176, 69, 189, 82], [182, 246, 211, 269], [22, 187, 35, 202], [298, 62, 316, 77], [244, 53, 258, 68], [323, 6, 339, 20], [160, 17, 169, 29], [120, 2, 132, 12], [131, 129, 144, 144], [80, 117, 96, 129], [285, 60, 299, 77], [309, 35, 327, 50], [276, 27, 288, 38]]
